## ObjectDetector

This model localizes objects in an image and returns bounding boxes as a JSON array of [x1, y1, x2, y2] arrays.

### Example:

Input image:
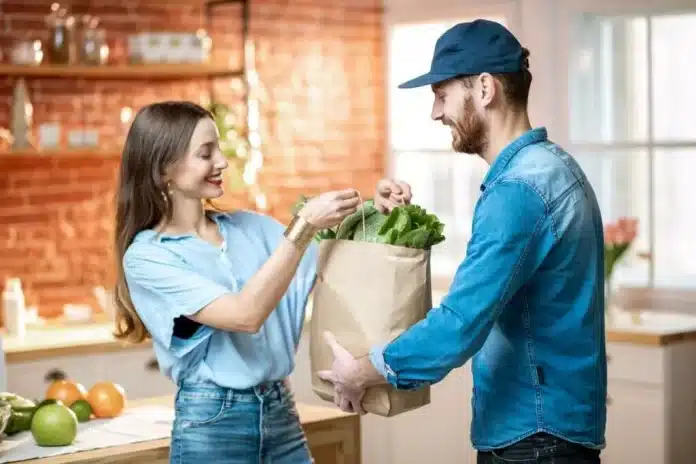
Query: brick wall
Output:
[[0, 0, 386, 319]]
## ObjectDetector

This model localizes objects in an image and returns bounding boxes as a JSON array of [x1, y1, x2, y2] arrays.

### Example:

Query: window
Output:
[[387, 18, 506, 277], [568, 12, 696, 288]]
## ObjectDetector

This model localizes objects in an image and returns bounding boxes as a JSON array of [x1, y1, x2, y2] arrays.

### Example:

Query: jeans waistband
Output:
[[177, 378, 290, 402]]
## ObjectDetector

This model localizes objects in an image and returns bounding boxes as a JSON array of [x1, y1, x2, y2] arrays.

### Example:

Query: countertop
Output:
[[8, 396, 356, 463], [4, 298, 696, 364], [2, 321, 150, 364], [604, 307, 696, 345]]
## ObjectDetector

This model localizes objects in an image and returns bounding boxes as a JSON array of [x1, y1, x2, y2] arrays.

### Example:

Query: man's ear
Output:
[[477, 73, 496, 108]]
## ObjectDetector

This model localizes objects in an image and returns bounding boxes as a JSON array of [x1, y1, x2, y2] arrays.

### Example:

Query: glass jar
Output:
[[46, 7, 76, 64], [80, 16, 102, 65], [9, 39, 43, 65], [97, 29, 110, 65]]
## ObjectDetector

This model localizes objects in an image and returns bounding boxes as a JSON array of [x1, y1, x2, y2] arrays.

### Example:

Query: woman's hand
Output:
[[374, 178, 412, 213], [298, 189, 360, 229]]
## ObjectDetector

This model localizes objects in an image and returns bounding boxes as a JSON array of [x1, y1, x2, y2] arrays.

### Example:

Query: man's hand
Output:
[[374, 178, 413, 213], [316, 331, 367, 414]]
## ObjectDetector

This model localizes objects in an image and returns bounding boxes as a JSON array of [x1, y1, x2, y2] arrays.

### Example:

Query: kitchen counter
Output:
[[4, 299, 696, 365], [3, 298, 317, 364], [7, 396, 360, 464], [605, 307, 696, 345], [3, 296, 317, 364], [2, 322, 150, 364]]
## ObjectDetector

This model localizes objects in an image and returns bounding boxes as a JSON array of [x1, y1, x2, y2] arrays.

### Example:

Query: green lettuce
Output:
[[292, 196, 445, 250]]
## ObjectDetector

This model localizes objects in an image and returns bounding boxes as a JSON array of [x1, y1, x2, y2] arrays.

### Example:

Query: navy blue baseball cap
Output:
[[398, 19, 527, 89]]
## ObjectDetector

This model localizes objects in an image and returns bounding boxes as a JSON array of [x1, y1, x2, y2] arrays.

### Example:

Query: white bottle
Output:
[[2, 277, 26, 338]]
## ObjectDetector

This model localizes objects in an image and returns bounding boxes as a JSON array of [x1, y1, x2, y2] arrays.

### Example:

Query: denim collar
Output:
[[480, 127, 548, 191]]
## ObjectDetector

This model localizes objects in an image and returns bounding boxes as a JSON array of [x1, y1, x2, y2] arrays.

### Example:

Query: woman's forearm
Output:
[[232, 237, 307, 332], [190, 220, 313, 333]]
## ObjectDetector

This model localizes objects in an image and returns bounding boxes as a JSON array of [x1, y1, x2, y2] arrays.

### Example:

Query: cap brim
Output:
[[397, 72, 460, 89]]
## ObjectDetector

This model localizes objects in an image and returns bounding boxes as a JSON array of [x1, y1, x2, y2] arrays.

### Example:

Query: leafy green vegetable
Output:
[[316, 229, 336, 240], [378, 208, 411, 237], [379, 228, 400, 245], [361, 211, 389, 240], [291, 195, 446, 250], [394, 226, 430, 248], [336, 200, 377, 239]]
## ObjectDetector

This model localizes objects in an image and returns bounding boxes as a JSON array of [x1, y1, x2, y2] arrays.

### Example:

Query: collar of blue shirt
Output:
[[480, 127, 548, 191]]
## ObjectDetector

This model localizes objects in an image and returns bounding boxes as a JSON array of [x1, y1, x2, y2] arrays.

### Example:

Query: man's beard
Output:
[[447, 97, 488, 155]]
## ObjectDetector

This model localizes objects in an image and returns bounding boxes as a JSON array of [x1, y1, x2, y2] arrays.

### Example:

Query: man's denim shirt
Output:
[[370, 127, 607, 450]]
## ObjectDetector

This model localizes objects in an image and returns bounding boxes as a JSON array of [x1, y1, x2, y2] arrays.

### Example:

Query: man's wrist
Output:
[[350, 344, 391, 390], [350, 357, 383, 390], [368, 343, 389, 379]]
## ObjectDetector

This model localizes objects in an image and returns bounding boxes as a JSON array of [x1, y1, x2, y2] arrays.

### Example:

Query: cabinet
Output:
[[604, 340, 696, 464], [6, 346, 175, 402], [304, 412, 361, 464]]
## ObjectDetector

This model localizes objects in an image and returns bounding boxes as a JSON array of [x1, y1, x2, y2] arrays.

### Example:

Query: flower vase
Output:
[[604, 276, 615, 325]]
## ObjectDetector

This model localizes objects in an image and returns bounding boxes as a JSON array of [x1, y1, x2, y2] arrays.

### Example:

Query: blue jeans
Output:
[[170, 379, 313, 464], [477, 433, 601, 463]]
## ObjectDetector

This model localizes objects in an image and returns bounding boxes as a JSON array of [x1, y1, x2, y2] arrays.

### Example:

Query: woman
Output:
[[113, 101, 410, 463]]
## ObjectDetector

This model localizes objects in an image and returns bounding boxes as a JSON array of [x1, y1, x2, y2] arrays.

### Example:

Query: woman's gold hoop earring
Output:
[[161, 181, 172, 203]]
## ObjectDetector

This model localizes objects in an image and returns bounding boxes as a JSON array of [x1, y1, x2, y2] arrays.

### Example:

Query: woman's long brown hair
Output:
[[113, 101, 212, 343]]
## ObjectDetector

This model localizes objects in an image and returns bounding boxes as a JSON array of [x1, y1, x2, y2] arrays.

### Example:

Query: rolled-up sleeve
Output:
[[123, 244, 231, 357], [374, 181, 553, 390]]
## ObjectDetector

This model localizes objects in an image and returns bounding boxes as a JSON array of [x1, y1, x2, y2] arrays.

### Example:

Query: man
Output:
[[319, 19, 606, 463]]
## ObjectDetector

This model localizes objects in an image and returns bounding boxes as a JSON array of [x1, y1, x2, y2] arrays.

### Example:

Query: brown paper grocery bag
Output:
[[309, 239, 432, 417]]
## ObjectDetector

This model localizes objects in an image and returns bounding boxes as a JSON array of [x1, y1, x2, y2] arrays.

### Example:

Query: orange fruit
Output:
[[87, 382, 126, 418], [45, 380, 87, 407]]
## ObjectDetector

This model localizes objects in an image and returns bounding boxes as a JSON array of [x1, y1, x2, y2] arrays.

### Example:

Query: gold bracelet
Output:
[[284, 215, 317, 249]]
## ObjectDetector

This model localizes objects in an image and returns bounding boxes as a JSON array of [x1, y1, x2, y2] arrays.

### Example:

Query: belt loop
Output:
[[226, 386, 235, 406], [278, 380, 288, 402], [174, 378, 184, 404], [254, 384, 264, 402]]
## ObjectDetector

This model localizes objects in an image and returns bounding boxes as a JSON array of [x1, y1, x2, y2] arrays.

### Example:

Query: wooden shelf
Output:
[[0, 63, 243, 80], [140, 0, 245, 4]]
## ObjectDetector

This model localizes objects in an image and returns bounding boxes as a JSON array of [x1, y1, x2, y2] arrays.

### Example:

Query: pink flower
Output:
[[604, 217, 639, 246], [623, 218, 638, 242], [604, 224, 618, 245]]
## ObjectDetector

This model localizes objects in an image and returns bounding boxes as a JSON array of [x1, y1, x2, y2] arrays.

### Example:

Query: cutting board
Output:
[[0, 406, 173, 463]]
